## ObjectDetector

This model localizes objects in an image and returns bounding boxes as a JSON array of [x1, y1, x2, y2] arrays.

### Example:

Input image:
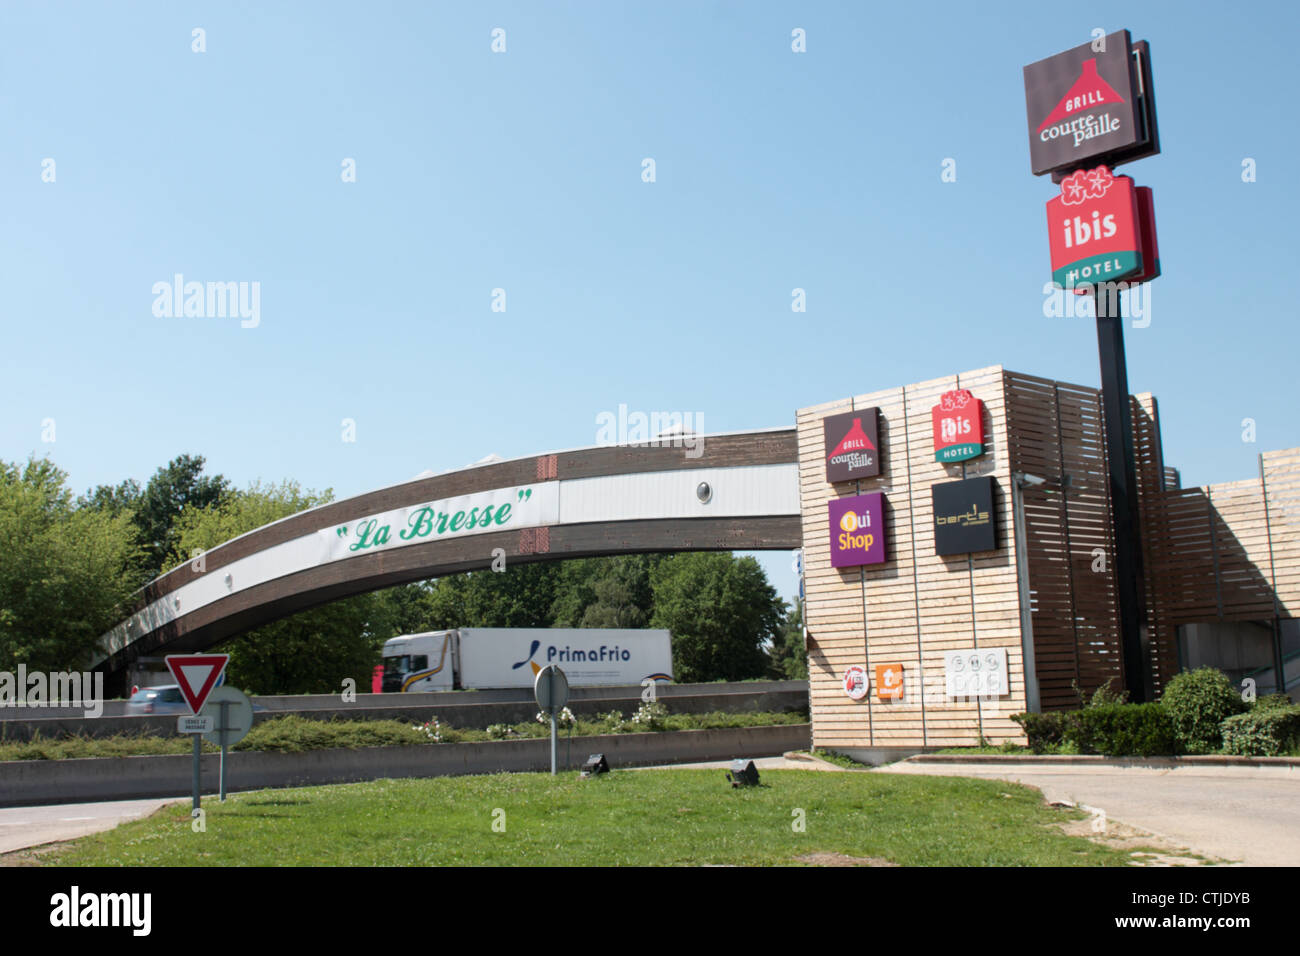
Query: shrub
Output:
[[1066, 703, 1177, 757], [1160, 668, 1247, 754], [1010, 712, 1068, 753], [1220, 705, 1300, 756], [628, 700, 669, 731], [1252, 693, 1294, 712]]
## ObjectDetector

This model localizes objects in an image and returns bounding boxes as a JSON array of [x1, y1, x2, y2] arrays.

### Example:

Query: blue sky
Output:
[[2, 1, 1297, 602]]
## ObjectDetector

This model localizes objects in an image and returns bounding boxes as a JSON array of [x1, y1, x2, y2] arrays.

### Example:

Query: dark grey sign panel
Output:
[[933, 477, 998, 556], [824, 408, 881, 482], [1024, 30, 1140, 176]]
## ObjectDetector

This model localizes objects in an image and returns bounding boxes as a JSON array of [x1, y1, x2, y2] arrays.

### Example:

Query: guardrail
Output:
[[0, 723, 812, 806]]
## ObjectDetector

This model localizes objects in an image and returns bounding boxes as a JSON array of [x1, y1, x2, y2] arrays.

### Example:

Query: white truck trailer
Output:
[[380, 628, 673, 693]]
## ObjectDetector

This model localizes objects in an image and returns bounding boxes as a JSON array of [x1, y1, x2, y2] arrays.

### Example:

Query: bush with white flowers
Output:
[[412, 718, 442, 742], [535, 706, 576, 729]]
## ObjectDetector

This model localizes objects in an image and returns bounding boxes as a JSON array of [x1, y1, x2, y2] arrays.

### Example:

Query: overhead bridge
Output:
[[94, 429, 800, 690]]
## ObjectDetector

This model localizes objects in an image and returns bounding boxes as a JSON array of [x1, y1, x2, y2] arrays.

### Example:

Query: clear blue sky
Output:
[[2, 1, 1297, 603]]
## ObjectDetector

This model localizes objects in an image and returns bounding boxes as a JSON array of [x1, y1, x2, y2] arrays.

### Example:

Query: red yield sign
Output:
[[165, 654, 229, 714]]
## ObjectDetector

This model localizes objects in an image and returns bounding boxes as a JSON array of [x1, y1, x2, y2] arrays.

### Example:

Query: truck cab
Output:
[[381, 631, 457, 693]]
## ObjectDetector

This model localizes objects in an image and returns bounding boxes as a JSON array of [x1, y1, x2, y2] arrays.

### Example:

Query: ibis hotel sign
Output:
[[829, 492, 886, 568], [823, 408, 880, 482], [931, 389, 985, 463], [1045, 166, 1143, 290], [1023, 30, 1140, 176]]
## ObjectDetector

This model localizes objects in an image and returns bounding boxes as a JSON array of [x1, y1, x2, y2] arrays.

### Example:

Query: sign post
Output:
[[200, 686, 254, 801], [1024, 30, 1160, 703], [165, 654, 229, 811], [533, 664, 569, 775]]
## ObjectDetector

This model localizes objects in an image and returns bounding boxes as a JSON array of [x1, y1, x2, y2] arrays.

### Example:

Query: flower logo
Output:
[[1060, 166, 1114, 206]]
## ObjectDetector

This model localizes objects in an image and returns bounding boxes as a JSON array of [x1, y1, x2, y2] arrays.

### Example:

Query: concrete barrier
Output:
[[0, 680, 809, 741], [0, 723, 811, 806]]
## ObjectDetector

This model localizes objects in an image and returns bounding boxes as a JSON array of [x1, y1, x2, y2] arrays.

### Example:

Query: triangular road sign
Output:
[[165, 654, 230, 714]]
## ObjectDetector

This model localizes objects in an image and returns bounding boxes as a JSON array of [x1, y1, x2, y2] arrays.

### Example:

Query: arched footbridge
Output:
[[94, 429, 800, 689]]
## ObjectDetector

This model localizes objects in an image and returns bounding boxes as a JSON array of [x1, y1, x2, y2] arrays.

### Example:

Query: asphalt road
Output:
[[878, 760, 1300, 866], [0, 797, 185, 855]]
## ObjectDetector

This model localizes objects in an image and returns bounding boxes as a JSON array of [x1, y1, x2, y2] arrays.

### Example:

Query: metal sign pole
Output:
[[218, 699, 230, 801], [548, 668, 558, 775], [1094, 287, 1154, 703], [191, 733, 201, 812]]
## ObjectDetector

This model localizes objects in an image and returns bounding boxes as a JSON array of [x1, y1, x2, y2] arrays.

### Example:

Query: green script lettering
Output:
[[401, 507, 435, 540], [494, 503, 512, 525], [450, 511, 466, 532]]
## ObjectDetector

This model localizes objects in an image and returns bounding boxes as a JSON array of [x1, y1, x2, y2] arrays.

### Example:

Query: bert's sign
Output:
[[1045, 166, 1143, 291], [829, 492, 886, 568], [931, 390, 985, 463]]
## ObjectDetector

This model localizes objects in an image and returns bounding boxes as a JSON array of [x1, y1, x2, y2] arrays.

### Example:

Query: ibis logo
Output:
[[1046, 167, 1143, 290], [931, 390, 985, 463]]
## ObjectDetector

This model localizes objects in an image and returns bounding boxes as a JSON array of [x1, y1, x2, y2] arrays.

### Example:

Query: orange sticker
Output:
[[875, 664, 904, 700]]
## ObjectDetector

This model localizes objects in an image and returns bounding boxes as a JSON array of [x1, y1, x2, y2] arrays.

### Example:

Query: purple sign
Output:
[[829, 493, 886, 568]]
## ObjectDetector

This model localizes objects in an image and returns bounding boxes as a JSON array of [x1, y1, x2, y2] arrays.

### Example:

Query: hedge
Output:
[[1065, 703, 1177, 757], [1220, 704, 1300, 757]]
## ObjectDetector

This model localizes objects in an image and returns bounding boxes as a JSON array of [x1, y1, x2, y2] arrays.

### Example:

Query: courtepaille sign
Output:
[[823, 408, 880, 482], [1023, 30, 1140, 176]]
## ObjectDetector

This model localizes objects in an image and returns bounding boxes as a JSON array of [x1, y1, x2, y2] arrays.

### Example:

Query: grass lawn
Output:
[[48, 768, 1153, 866]]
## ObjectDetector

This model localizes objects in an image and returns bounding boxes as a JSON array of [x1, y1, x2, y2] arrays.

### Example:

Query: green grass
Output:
[[0, 711, 808, 762], [48, 769, 1146, 866]]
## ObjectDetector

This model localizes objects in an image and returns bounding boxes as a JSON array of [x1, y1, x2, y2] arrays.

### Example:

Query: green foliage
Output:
[[650, 553, 782, 683], [1220, 704, 1300, 756], [1252, 693, 1294, 712], [1160, 667, 1247, 754], [1065, 702, 1177, 757], [0, 457, 142, 672], [423, 562, 564, 630], [768, 599, 807, 679], [0, 710, 809, 761], [1010, 712, 1069, 753]]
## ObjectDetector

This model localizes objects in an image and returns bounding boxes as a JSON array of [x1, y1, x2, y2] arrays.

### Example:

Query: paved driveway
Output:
[[0, 797, 185, 854], [877, 760, 1299, 866]]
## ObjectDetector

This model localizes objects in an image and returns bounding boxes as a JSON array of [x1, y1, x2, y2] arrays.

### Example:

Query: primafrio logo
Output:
[[823, 408, 880, 482]]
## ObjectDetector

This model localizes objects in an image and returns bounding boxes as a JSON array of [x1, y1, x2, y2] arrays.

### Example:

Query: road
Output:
[[0, 797, 185, 855], [878, 760, 1300, 866]]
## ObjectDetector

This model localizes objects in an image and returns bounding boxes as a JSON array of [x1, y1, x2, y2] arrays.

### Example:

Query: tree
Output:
[[424, 562, 563, 630], [136, 455, 231, 578], [768, 598, 807, 679], [168, 480, 386, 695], [0, 457, 142, 672], [649, 552, 783, 683], [552, 555, 660, 628]]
